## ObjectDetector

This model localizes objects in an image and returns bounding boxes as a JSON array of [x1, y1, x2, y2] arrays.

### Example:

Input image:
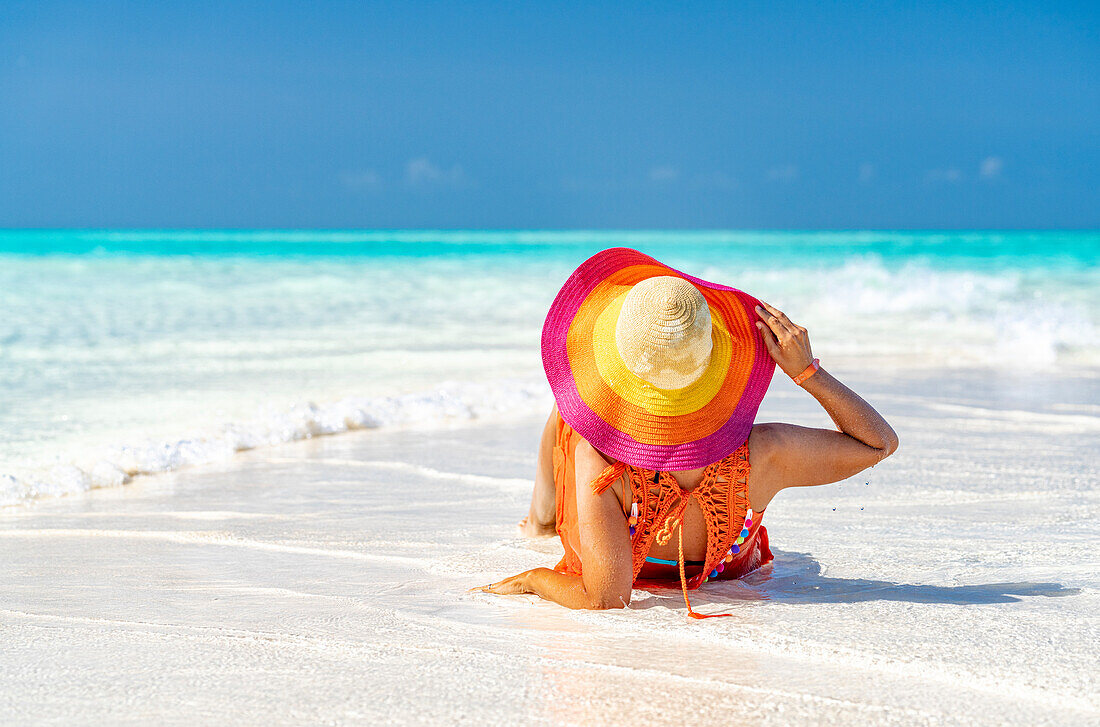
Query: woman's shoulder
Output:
[[747, 421, 824, 466], [571, 437, 628, 495], [746, 422, 786, 462], [743, 422, 795, 510]]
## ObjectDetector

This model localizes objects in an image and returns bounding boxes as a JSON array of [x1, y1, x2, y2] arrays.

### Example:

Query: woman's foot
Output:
[[518, 515, 557, 538]]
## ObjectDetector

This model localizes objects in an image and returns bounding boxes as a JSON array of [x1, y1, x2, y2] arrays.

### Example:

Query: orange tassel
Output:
[[677, 512, 734, 620], [589, 462, 627, 495]]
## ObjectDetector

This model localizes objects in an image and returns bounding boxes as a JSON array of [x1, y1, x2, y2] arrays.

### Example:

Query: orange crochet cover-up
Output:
[[551, 412, 772, 619]]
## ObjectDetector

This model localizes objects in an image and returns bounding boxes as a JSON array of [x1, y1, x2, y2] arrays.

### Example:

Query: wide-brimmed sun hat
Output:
[[542, 248, 775, 470]]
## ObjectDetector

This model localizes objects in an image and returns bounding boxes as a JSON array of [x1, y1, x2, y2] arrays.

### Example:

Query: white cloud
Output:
[[648, 166, 679, 182], [925, 167, 963, 184], [859, 163, 876, 183], [689, 171, 737, 190], [767, 164, 799, 182], [339, 169, 382, 191], [979, 156, 1004, 179], [564, 168, 737, 193], [561, 176, 625, 193], [405, 157, 467, 186]]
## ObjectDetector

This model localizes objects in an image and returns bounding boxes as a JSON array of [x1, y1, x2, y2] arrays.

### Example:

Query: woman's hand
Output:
[[469, 570, 531, 596], [745, 300, 899, 509], [470, 567, 627, 609], [754, 301, 814, 378]]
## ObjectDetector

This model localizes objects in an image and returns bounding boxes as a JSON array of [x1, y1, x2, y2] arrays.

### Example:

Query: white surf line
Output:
[[265, 457, 533, 489], [454, 587, 1099, 714], [0, 529, 429, 568], [392, 606, 963, 721], [1051, 402, 1100, 414], [922, 402, 1100, 429], [502, 608, 1098, 715], [547, 657, 945, 721], [5, 510, 290, 521], [622, 616, 1100, 713], [0, 608, 942, 721], [8, 600, 1095, 717], [842, 490, 1058, 506]]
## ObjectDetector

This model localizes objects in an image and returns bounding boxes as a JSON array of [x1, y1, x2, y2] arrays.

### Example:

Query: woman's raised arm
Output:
[[748, 302, 899, 507]]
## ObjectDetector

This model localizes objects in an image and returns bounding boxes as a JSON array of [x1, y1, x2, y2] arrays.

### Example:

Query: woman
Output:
[[477, 248, 898, 617]]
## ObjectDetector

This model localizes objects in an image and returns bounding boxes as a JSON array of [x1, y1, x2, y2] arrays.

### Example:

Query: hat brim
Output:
[[542, 248, 775, 470]]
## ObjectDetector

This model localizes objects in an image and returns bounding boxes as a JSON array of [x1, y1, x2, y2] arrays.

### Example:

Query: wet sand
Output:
[[1, 369, 1097, 725]]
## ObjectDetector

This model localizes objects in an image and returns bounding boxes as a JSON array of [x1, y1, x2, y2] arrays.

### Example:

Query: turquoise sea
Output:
[[2, 230, 1097, 506]]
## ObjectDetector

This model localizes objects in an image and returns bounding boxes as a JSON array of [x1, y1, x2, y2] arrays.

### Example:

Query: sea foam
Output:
[[0, 379, 552, 508], [2, 230, 1095, 509]]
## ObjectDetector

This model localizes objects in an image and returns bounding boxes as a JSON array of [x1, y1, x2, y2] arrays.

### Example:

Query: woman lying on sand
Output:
[[476, 248, 898, 618]]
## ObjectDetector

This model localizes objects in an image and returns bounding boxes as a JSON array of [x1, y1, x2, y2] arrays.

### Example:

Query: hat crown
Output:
[[614, 276, 713, 389]]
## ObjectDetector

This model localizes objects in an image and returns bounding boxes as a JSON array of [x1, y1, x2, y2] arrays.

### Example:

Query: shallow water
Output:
[[2, 230, 1097, 507]]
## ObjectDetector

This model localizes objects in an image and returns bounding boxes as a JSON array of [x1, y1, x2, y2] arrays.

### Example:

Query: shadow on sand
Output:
[[634, 549, 1080, 609]]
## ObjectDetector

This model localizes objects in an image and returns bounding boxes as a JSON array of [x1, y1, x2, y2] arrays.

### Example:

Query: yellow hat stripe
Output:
[[564, 264, 750, 446], [590, 290, 732, 416]]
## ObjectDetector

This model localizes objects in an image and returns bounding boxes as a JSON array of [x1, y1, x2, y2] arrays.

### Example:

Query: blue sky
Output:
[[1, 1, 1097, 229]]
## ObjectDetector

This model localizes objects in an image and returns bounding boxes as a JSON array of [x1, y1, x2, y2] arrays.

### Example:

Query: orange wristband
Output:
[[792, 358, 820, 386]]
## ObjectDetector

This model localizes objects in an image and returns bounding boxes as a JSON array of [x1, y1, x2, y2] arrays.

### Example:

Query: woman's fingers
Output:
[[471, 574, 528, 596], [754, 304, 787, 339], [756, 302, 814, 377], [468, 582, 507, 594], [759, 301, 798, 334], [755, 321, 781, 356]]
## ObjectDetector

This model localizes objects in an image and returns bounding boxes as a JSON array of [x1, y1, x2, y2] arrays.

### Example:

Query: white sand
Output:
[[1, 369, 1098, 726]]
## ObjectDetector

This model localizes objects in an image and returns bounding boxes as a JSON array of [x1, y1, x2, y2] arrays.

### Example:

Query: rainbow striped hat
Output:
[[542, 248, 775, 470]]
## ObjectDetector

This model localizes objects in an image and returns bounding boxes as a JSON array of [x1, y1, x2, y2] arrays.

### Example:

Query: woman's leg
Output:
[[519, 405, 559, 537]]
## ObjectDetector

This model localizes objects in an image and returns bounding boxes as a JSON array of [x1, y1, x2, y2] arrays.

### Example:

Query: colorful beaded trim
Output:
[[629, 499, 754, 583], [704, 507, 754, 581]]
